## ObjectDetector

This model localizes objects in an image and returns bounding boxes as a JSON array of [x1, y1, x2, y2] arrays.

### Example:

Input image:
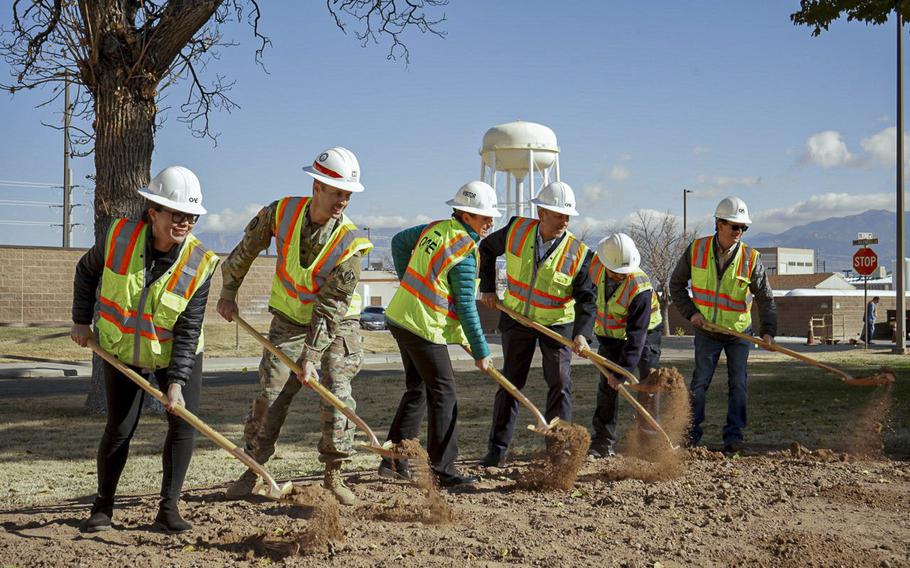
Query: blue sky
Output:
[[0, 1, 907, 249]]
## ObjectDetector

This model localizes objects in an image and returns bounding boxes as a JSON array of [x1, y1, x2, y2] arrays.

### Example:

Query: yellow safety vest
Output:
[[95, 219, 219, 369], [503, 217, 588, 326], [689, 235, 759, 333], [589, 257, 662, 339], [268, 196, 373, 325], [385, 219, 478, 345]]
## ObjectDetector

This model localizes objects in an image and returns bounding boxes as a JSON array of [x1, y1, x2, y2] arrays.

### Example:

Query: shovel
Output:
[[233, 315, 403, 459], [86, 338, 292, 500], [461, 345, 560, 435], [495, 302, 678, 449], [700, 321, 896, 387]]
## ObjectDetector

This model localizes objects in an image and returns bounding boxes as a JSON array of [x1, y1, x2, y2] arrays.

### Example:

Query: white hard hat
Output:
[[446, 181, 502, 217], [714, 196, 752, 225], [302, 147, 364, 192], [137, 166, 206, 215], [531, 181, 579, 216], [597, 233, 641, 274]]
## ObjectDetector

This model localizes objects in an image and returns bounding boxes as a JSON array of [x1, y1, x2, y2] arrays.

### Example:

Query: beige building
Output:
[[756, 247, 815, 275]]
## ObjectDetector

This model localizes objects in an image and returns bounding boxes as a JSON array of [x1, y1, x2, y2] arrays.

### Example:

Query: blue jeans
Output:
[[689, 329, 751, 446]]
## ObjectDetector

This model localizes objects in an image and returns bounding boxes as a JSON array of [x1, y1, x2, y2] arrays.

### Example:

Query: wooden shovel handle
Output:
[[496, 302, 640, 385], [86, 338, 282, 493], [233, 315, 387, 450], [462, 345, 549, 431], [700, 321, 854, 382]]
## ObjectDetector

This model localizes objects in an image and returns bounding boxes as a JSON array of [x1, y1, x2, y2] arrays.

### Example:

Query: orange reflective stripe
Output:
[[105, 219, 127, 271]]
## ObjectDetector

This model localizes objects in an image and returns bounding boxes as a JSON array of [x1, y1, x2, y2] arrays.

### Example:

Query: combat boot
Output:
[[323, 462, 356, 506], [224, 469, 257, 500]]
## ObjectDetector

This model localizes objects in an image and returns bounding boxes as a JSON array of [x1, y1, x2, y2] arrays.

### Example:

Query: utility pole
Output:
[[896, 10, 907, 353], [62, 71, 72, 248], [364, 226, 372, 269]]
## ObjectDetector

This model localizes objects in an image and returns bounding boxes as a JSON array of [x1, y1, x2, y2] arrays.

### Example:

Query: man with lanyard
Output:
[[588, 233, 663, 458], [219, 147, 372, 505], [478, 181, 596, 467], [669, 196, 776, 455]]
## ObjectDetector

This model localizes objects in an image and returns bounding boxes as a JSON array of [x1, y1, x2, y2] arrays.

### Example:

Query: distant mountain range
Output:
[[197, 209, 910, 274], [748, 209, 910, 273]]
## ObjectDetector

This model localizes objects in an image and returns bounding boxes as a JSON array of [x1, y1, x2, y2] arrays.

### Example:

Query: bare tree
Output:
[[624, 209, 694, 336], [1, 0, 447, 411]]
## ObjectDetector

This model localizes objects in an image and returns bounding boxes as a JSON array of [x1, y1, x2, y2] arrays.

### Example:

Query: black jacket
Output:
[[479, 216, 596, 340], [72, 225, 212, 386]]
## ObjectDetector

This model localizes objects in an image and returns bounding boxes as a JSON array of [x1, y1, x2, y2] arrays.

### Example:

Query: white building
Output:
[[357, 270, 400, 308], [756, 247, 815, 275]]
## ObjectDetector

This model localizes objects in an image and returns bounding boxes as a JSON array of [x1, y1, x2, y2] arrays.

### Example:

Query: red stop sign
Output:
[[853, 247, 878, 276]]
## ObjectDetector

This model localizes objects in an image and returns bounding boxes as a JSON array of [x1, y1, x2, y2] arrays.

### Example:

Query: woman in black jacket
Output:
[[70, 166, 218, 533]]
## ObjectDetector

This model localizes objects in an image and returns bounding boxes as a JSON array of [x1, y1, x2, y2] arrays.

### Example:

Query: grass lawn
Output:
[[0, 324, 399, 362], [0, 351, 906, 507]]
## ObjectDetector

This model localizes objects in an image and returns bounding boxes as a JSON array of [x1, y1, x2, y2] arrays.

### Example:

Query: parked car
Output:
[[360, 306, 387, 330]]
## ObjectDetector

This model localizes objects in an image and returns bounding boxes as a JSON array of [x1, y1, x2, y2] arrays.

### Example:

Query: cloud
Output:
[[355, 214, 433, 229], [691, 175, 762, 197], [582, 182, 607, 203], [619, 153, 633, 161], [803, 130, 855, 168], [859, 126, 910, 167], [752, 192, 894, 233], [197, 203, 263, 234], [692, 146, 710, 155], [609, 165, 630, 181]]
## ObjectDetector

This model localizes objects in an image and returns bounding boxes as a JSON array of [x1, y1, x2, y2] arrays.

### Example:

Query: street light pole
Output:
[[364, 226, 372, 269], [896, 10, 907, 353], [683, 188, 693, 237], [62, 71, 72, 248]]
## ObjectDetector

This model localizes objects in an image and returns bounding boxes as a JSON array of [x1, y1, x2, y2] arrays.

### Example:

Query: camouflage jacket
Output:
[[220, 199, 363, 363]]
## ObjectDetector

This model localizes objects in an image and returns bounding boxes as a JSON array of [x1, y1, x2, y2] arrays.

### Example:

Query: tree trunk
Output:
[[661, 284, 672, 337], [84, 86, 160, 413]]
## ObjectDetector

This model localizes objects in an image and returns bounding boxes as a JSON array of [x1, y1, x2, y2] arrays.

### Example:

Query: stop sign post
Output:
[[853, 247, 878, 276], [853, 247, 878, 349]]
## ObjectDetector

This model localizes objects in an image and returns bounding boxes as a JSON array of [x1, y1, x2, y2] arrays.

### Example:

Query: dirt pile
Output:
[[850, 367, 897, 386], [844, 384, 893, 458], [517, 422, 591, 491], [604, 368, 691, 482], [782, 442, 844, 462], [365, 438, 453, 524], [247, 485, 342, 559]]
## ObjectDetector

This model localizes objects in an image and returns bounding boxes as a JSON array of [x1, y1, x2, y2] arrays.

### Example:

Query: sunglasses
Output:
[[724, 221, 748, 233], [157, 207, 199, 225]]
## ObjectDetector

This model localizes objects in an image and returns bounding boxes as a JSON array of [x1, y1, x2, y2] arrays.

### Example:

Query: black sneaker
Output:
[[436, 472, 479, 488], [378, 458, 413, 481], [723, 441, 744, 456], [478, 451, 507, 468], [82, 510, 112, 533]]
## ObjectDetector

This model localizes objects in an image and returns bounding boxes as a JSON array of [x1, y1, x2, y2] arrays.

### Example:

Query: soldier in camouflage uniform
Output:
[[219, 147, 371, 505]]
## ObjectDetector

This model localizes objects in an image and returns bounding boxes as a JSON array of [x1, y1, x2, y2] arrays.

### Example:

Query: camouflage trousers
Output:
[[243, 316, 363, 465]]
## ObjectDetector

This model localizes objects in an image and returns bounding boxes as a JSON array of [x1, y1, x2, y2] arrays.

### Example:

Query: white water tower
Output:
[[480, 121, 560, 223]]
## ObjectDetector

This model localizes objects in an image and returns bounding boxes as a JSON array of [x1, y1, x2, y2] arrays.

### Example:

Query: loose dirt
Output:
[[605, 368, 691, 483], [2, 450, 907, 567], [516, 422, 591, 491], [845, 384, 894, 458], [358, 438, 453, 524], [243, 484, 342, 559]]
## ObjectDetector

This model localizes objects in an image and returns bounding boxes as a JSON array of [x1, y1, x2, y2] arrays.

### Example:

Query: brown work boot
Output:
[[224, 469, 257, 500], [323, 463, 356, 506]]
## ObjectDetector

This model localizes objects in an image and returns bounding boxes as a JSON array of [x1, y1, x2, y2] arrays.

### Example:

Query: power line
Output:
[[0, 199, 64, 207], [0, 220, 60, 226], [0, 180, 60, 188]]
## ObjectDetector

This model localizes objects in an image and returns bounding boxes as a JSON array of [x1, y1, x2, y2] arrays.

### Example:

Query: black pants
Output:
[[385, 324, 460, 476], [93, 354, 202, 513], [486, 322, 573, 456], [592, 330, 662, 445]]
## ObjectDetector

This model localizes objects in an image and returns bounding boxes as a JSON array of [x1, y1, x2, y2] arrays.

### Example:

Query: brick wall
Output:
[[0, 245, 277, 325]]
